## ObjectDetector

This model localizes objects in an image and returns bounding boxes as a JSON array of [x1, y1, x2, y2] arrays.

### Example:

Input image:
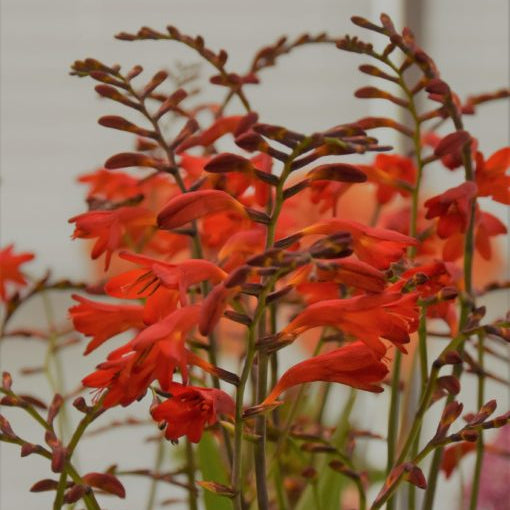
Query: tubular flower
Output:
[[475, 147, 510, 204], [301, 219, 417, 269], [157, 189, 248, 230], [360, 153, 417, 204], [0, 244, 34, 301], [424, 181, 477, 238], [69, 294, 146, 354], [69, 206, 155, 270], [105, 269, 180, 325], [151, 382, 235, 443], [281, 292, 419, 355], [291, 257, 386, 295], [261, 341, 389, 406], [82, 306, 223, 407], [217, 228, 266, 270], [106, 251, 227, 306]]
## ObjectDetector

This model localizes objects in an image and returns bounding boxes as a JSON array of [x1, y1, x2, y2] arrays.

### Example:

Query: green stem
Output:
[[231, 285, 272, 510], [146, 437, 165, 510], [185, 439, 199, 510], [386, 350, 402, 510], [468, 333, 485, 510]]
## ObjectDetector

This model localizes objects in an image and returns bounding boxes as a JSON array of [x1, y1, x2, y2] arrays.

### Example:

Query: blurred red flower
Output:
[[0, 244, 34, 301]]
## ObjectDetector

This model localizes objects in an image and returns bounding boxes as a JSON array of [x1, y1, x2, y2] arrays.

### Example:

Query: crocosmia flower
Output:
[[360, 153, 416, 204], [69, 206, 155, 270], [0, 244, 35, 301], [424, 181, 477, 238], [261, 341, 389, 406], [475, 147, 510, 204], [151, 382, 235, 443]]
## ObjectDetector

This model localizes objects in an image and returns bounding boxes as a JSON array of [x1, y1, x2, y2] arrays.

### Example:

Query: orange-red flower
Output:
[[106, 251, 227, 306], [301, 219, 417, 269], [151, 382, 235, 443], [175, 114, 255, 152], [290, 257, 387, 298], [82, 306, 218, 407], [440, 209, 507, 262], [281, 292, 418, 355], [475, 148, 510, 204], [360, 153, 416, 204], [69, 206, 155, 270], [0, 245, 34, 301], [157, 189, 248, 230], [69, 294, 146, 354], [391, 261, 459, 332], [261, 341, 389, 406], [217, 228, 266, 270], [424, 182, 477, 238]]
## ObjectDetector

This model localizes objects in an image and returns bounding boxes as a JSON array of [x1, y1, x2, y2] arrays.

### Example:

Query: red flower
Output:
[[261, 341, 389, 406], [0, 245, 34, 301], [151, 382, 235, 443], [424, 182, 477, 238], [78, 169, 140, 201], [441, 209, 507, 262], [69, 206, 155, 269], [281, 292, 419, 355], [69, 294, 146, 354], [441, 442, 476, 479], [106, 251, 227, 306], [475, 148, 510, 204], [82, 306, 219, 407], [423, 131, 477, 170], [360, 154, 416, 204], [301, 219, 417, 269], [280, 292, 418, 354], [391, 262, 459, 332], [299, 257, 386, 293], [157, 190, 248, 230], [217, 228, 265, 270]]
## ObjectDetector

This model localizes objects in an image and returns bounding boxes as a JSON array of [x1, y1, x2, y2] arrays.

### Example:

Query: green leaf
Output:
[[197, 431, 233, 510]]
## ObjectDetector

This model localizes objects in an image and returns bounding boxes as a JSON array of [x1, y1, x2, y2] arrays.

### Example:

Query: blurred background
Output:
[[1, 0, 508, 508]]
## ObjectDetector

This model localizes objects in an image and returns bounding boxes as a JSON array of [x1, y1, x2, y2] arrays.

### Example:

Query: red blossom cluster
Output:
[[1, 13, 509, 510]]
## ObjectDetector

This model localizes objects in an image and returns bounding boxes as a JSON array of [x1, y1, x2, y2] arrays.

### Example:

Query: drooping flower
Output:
[[300, 219, 417, 269], [69, 206, 155, 270], [281, 291, 419, 355], [151, 382, 235, 443], [0, 245, 34, 301], [290, 257, 387, 297], [217, 228, 266, 271], [70, 294, 146, 354], [261, 341, 389, 406], [157, 189, 248, 230]]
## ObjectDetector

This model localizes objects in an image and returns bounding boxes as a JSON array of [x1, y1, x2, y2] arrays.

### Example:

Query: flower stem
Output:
[[468, 333, 485, 510]]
